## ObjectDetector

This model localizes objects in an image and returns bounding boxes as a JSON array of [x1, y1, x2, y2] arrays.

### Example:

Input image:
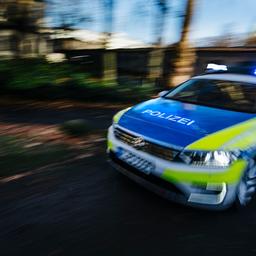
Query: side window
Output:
[[196, 80, 231, 103], [166, 78, 256, 112], [169, 80, 216, 101]]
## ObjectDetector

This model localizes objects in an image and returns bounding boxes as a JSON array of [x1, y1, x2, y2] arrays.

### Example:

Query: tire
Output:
[[236, 159, 256, 208]]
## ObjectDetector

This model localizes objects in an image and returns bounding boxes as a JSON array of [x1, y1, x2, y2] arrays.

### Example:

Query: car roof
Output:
[[192, 73, 256, 84]]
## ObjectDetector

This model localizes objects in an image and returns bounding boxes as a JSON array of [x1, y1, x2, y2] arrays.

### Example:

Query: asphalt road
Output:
[[0, 103, 256, 256]]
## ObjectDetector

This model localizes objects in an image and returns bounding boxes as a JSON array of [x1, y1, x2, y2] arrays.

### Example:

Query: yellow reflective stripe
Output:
[[113, 107, 131, 123], [161, 160, 247, 184], [223, 129, 256, 150], [187, 117, 256, 151], [107, 139, 114, 150]]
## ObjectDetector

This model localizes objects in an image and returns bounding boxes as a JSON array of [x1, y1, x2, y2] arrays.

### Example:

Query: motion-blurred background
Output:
[[1, 0, 256, 99]]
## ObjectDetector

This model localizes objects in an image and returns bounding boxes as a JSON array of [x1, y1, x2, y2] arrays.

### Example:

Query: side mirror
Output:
[[158, 90, 169, 97]]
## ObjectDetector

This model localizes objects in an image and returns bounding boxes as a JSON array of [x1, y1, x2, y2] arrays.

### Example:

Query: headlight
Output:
[[179, 150, 238, 168]]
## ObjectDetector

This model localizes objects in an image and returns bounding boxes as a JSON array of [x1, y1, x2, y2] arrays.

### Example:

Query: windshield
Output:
[[164, 79, 256, 113]]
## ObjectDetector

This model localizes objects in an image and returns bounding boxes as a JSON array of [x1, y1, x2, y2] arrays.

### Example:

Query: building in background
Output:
[[0, 0, 52, 58], [51, 29, 150, 51]]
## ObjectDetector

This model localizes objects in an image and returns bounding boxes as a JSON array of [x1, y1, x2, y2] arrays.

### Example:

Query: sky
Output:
[[47, 0, 256, 45]]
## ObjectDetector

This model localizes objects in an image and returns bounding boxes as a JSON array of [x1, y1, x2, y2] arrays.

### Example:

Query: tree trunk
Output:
[[168, 0, 196, 87]]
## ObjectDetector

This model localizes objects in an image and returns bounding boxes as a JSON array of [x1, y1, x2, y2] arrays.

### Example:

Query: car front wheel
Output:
[[236, 159, 256, 208]]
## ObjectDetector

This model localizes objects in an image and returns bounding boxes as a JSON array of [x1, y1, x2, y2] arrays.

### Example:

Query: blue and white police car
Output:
[[107, 64, 256, 210]]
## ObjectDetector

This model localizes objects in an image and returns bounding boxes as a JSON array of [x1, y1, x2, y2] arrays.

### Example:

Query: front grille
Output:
[[114, 127, 180, 161]]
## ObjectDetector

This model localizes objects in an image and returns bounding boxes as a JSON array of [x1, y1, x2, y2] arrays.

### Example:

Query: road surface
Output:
[[0, 102, 255, 256]]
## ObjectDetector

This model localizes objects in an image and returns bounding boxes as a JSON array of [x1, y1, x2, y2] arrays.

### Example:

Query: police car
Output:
[[107, 64, 256, 210]]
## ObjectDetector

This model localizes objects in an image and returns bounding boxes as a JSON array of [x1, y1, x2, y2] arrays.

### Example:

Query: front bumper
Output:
[[107, 125, 247, 210]]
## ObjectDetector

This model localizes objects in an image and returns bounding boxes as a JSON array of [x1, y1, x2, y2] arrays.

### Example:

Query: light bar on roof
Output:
[[206, 63, 228, 71]]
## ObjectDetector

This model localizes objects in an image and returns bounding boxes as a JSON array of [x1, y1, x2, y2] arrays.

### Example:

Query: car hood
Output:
[[118, 98, 255, 148]]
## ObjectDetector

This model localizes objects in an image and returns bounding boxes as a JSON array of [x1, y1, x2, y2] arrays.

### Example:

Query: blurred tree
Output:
[[212, 23, 235, 47], [168, 0, 196, 87], [154, 0, 169, 45], [101, 0, 117, 84], [0, 0, 47, 58], [2, 0, 44, 30], [245, 24, 256, 46], [147, 0, 169, 87], [102, 0, 114, 37], [45, 0, 92, 29], [46, 0, 117, 83]]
